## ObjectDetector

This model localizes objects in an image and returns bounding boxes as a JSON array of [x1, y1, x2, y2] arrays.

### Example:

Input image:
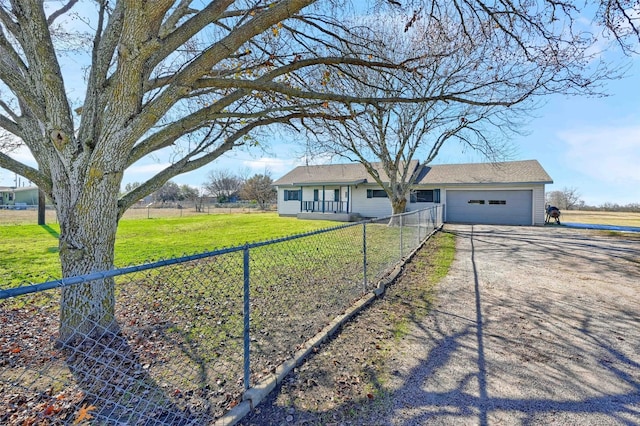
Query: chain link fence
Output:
[[1, 206, 442, 425]]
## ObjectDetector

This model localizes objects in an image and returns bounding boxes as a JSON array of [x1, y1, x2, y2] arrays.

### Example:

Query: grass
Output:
[[359, 231, 456, 413], [559, 210, 640, 227], [0, 212, 338, 285], [1, 212, 451, 423], [389, 231, 456, 340]]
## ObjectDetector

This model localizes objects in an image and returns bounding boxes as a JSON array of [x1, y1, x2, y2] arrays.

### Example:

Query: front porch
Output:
[[297, 211, 362, 222], [301, 200, 349, 213]]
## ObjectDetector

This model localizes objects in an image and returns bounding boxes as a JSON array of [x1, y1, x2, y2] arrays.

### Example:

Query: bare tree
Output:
[[546, 187, 584, 210], [0, 1, 619, 342], [179, 184, 206, 211], [304, 8, 564, 214], [204, 169, 243, 202], [123, 182, 141, 193], [154, 181, 181, 203], [241, 173, 276, 210], [596, 0, 640, 54]]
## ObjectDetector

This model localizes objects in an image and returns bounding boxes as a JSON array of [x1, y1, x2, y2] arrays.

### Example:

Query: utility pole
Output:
[[37, 189, 45, 225]]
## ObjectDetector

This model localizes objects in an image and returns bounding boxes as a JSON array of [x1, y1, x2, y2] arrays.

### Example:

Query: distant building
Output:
[[0, 186, 14, 207], [0, 186, 40, 208]]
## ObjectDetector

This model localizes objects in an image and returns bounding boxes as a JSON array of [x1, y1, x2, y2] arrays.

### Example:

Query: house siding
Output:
[[13, 188, 39, 205], [532, 185, 546, 225], [274, 160, 552, 223], [277, 187, 302, 216], [351, 186, 393, 218]]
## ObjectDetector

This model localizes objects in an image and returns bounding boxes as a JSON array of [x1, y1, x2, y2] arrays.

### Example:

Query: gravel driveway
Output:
[[241, 224, 640, 425], [383, 224, 640, 425]]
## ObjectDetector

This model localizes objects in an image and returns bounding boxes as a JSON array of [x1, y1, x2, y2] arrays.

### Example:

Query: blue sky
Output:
[[118, 56, 640, 207], [1, 9, 639, 207], [514, 57, 640, 206]]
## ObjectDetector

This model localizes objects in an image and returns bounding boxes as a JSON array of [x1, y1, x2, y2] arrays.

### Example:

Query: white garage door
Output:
[[446, 190, 533, 225]]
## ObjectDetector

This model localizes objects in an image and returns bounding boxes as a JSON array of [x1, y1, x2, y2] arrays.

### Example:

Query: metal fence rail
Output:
[[0, 206, 442, 425]]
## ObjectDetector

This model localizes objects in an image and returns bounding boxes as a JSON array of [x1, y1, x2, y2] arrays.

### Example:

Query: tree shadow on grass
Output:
[[39, 224, 60, 239]]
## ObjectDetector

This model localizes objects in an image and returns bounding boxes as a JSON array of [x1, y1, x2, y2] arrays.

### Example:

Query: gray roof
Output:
[[274, 159, 552, 186], [12, 186, 39, 192], [273, 161, 420, 186], [417, 160, 553, 185]]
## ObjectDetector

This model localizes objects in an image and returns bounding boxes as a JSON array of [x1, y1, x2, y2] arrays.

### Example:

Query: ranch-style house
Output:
[[272, 159, 553, 226]]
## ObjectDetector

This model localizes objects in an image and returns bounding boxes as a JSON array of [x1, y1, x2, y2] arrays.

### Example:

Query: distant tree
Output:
[[204, 170, 243, 203], [546, 187, 583, 210], [121, 182, 144, 198], [124, 182, 142, 193], [179, 184, 207, 212], [241, 174, 276, 210], [154, 181, 181, 203], [179, 184, 199, 201], [601, 202, 621, 211]]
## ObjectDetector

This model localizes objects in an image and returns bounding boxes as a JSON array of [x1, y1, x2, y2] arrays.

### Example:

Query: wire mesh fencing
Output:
[[0, 206, 442, 425]]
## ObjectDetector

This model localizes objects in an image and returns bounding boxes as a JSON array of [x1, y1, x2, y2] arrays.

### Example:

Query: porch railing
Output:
[[302, 200, 348, 213]]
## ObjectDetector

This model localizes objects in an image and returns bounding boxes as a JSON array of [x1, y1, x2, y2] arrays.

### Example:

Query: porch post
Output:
[[322, 185, 326, 213]]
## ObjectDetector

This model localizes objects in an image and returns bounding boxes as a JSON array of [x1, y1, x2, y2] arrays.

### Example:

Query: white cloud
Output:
[[559, 125, 640, 185], [122, 162, 173, 185], [238, 153, 328, 174], [241, 157, 292, 175]]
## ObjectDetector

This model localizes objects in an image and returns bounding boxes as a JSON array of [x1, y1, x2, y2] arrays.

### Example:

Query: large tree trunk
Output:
[[391, 196, 407, 215], [388, 195, 407, 226], [55, 165, 123, 344]]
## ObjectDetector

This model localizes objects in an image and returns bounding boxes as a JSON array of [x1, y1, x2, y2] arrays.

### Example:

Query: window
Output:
[[468, 199, 485, 204], [489, 200, 506, 205], [313, 189, 319, 201], [367, 189, 388, 198], [410, 189, 441, 203], [284, 190, 300, 201], [334, 189, 340, 202]]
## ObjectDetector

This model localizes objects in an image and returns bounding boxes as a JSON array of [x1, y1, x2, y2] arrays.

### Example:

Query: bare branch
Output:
[[46, 0, 79, 26]]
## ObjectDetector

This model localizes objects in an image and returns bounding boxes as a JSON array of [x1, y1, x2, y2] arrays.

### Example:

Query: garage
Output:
[[446, 190, 533, 225]]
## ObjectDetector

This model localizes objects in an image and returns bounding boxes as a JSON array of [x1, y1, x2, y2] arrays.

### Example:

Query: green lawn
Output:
[[0, 212, 338, 286]]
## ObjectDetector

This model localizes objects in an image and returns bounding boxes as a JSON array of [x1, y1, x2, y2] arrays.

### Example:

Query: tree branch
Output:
[[46, 0, 79, 26], [0, 111, 22, 139], [0, 151, 49, 191], [13, 1, 73, 130], [119, 110, 351, 212], [150, 0, 233, 69], [125, 0, 316, 148]]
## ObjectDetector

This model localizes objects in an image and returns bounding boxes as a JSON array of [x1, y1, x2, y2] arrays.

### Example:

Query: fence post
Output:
[[417, 210, 421, 246], [362, 223, 367, 293], [243, 245, 250, 391], [399, 213, 404, 258]]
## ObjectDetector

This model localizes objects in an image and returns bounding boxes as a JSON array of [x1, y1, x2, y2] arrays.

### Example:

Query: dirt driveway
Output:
[[242, 225, 640, 425], [383, 224, 640, 425]]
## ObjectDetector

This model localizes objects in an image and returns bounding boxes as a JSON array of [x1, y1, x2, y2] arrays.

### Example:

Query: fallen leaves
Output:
[[73, 403, 96, 424]]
